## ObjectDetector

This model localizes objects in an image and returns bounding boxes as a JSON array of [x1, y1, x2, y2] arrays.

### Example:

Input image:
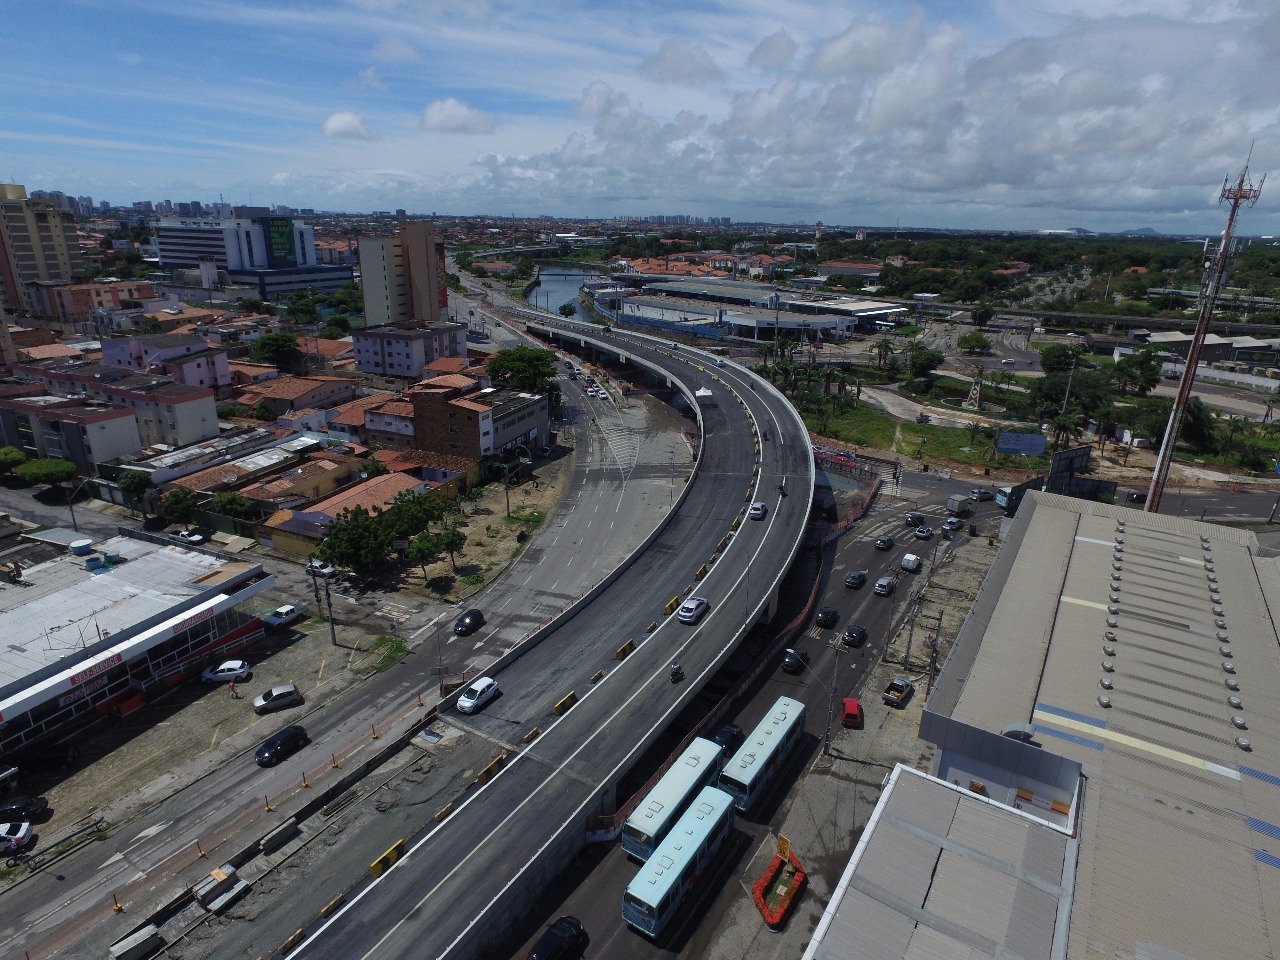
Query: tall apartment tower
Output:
[[0, 184, 86, 316], [359, 219, 447, 328]]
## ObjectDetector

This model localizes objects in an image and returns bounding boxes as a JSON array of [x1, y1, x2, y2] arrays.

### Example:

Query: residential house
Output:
[[100, 333, 232, 391], [363, 399, 417, 451], [260, 471, 425, 557], [326, 392, 395, 445], [236, 375, 359, 415]]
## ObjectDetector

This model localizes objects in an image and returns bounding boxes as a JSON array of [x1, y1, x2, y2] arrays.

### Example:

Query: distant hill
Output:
[[1122, 227, 1161, 236]]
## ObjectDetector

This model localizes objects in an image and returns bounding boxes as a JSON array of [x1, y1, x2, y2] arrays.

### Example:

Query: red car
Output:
[[841, 697, 863, 728]]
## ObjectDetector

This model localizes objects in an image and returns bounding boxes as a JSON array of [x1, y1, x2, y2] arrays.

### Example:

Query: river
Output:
[[525, 266, 607, 314]]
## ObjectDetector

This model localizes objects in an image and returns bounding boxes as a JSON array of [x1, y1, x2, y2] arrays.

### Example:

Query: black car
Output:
[[0, 795, 48, 821], [842, 624, 868, 648], [904, 513, 923, 526], [875, 536, 894, 551], [1128, 491, 1147, 504], [712, 723, 743, 751], [454, 608, 485, 636], [255, 725, 308, 767], [781, 649, 810, 675], [815, 606, 838, 628], [845, 569, 867, 589], [525, 915, 589, 960]]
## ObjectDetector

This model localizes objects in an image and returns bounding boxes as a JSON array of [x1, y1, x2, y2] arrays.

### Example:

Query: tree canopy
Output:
[[487, 346, 558, 392], [251, 333, 304, 372], [317, 505, 394, 569], [0, 445, 27, 475], [16, 457, 76, 488], [957, 332, 992, 355], [210, 490, 258, 519], [117, 469, 153, 513], [160, 488, 199, 527]]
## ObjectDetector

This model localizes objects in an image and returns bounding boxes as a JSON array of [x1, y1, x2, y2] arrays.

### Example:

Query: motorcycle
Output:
[[670, 664, 684, 683]]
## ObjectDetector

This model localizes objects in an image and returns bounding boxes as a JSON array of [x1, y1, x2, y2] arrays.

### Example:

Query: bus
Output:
[[622, 786, 736, 939], [718, 696, 807, 812], [621, 737, 724, 862]]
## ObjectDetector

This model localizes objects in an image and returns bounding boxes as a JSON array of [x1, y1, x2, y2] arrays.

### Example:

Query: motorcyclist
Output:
[[670, 662, 683, 680]]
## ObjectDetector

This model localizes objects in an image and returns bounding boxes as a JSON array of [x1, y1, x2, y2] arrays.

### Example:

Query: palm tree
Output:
[[874, 337, 896, 369]]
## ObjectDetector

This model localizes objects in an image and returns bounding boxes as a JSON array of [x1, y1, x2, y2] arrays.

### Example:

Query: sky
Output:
[[2, 0, 1278, 234]]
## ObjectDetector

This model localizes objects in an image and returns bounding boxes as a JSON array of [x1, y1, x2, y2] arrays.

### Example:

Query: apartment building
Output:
[[27, 279, 156, 327], [358, 219, 447, 328], [100, 333, 231, 390], [351, 322, 465, 379], [411, 383, 548, 459], [235, 375, 359, 415], [0, 394, 143, 473], [0, 184, 87, 315]]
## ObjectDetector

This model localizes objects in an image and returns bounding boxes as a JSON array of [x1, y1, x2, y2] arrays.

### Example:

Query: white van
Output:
[[901, 554, 922, 573]]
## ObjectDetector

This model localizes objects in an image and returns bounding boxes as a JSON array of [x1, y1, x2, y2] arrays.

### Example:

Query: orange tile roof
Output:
[[424, 357, 474, 374], [423, 373, 477, 390], [238, 375, 348, 401], [240, 458, 350, 501], [297, 336, 353, 358], [451, 398, 491, 413], [19, 343, 82, 360], [166, 463, 251, 492], [308, 472, 421, 518], [328, 392, 395, 427], [371, 400, 415, 418]]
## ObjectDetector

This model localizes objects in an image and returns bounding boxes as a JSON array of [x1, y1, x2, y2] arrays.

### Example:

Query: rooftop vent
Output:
[[1228, 696, 1244, 710], [1103, 645, 1116, 657], [1100, 678, 1115, 690], [1223, 661, 1237, 674], [1232, 716, 1248, 729], [1101, 661, 1115, 673], [1098, 695, 1112, 708]]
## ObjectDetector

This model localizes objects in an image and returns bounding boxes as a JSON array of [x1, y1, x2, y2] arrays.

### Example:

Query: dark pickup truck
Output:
[[882, 677, 915, 708]]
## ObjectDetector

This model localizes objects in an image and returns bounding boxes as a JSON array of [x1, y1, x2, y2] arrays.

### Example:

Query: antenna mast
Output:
[[1145, 158, 1265, 512]]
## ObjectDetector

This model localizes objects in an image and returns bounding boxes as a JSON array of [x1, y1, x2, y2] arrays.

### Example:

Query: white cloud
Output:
[[322, 112, 380, 140], [372, 36, 418, 62], [421, 98, 497, 134], [747, 30, 798, 71], [639, 37, 724, 86], [353, 66, 385, 91]]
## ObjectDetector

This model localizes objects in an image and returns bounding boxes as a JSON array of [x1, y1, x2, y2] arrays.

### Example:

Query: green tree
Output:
[[408, 531, 440, 576], [210, 490, 258, 519], [251, 333, 303, 371], [970, 303, 995, 326], [253, 401, 279, 421], [874, 337, 896, 368], [16, 457, 77, 489], [905, 344, 945, 380], [117, 469, 154, 516], [1180, 397, 1217, 453], [0, 445, 27, 475], [160, 488, 199, 527], [957, 331, 992, 354], [1111, 348, 1162, 397], [438, 526, 467, 570], [487, 346, 558, 392], [316, 324, 346, 341], [558, 302, 577, 317], [318, 505, 394, 569], [386, 489, 445, 540], [1038, 343, 1083, 374], [217, 402, 254, 419]]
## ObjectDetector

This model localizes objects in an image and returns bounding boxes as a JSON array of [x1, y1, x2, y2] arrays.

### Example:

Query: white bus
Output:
[[621, 737, 724, 862], [718, 696, 807, 812]]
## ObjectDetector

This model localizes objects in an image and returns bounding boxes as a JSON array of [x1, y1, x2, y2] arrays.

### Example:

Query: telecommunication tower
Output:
[[1145, 158, 1265, 512]]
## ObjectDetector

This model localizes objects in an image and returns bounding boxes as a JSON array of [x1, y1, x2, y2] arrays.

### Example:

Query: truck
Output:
[[882, 677, 915, 708], [946, 494, 970, 516]]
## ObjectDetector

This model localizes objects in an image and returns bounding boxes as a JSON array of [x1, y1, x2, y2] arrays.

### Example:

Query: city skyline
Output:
[[3, 1, 1277, 234]]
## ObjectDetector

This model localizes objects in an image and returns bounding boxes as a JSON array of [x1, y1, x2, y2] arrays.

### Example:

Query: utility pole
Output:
[[1148, 157, 1265, 512]]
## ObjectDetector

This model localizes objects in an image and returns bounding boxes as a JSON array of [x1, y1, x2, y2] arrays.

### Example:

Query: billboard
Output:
[[265, 217, 297, 268], [996, 431, 1048, 457], [1050, 445, 1092, 478]]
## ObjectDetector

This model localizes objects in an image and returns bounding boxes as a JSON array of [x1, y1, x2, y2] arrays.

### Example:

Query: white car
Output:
[[263, 605, 301, 628], [0, 820, 33, 852], [1002, 357, 1016, 364], [748, 501, 767, 520], [175, 530, 206, 545], [678, 596, 710, 624], [901, 554, 922, 573], [201, 660, 252, 683], [306, 559, 336, 577], [458, 677, 499, 715]]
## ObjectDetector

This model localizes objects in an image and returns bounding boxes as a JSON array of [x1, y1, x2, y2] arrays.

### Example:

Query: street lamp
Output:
[[66, 477, 97, 533], [796, 650, 842, 756]]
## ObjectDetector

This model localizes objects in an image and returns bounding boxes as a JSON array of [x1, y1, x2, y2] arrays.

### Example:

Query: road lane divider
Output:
[[553, 691, 578, 715], [663, 595, 680, 616], [369, 839, 406, 877], [615, 639, 635, 660]]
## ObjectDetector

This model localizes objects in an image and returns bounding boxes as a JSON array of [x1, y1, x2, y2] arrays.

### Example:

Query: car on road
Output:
[[254, 725, 307, 767], [900, 553, 922, 573], [0, 796, 48, 822], [454, 608, 486, 636], [1002, 357, 1016, 364], [306, 559, 336, 577], [873, 576, 895, 596], [845, 569, 867, 589], [712, 723, 743, 751], [525, 915, 589, 960], [942, 516, 964, 532], [970, 488, 995, 501], [903, 513, 923, 526], [1128, 491, 1147, 504], [252, 684, 304, 716], [201, 660, 252, 684], [263, 605, 301, 628], [842, 624, 867, 648], [1, 820, 33, 852], [678, 596, 711, 624], [875, 536, 894, 551], [781, 648, 810, 675], [841, 697, 863, 728], [815, 606, 839, 628], [458, 677, 500, 715], [748, 501, 767, 520], [914, 525, 933, 540], [174, 530, 206, 545]]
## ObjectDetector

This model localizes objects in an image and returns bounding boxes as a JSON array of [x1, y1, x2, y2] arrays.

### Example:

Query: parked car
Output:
[[458, 677, 500, 715], [914, 525, 933, 540], [815, 606, 839, 628], [883, 677, 915, 708], [174, 530, 205, 545], [678, 596, 710, 624], [845, 569, 867, 589], [781, 648, 810, 675], [454, 608, 486, 636], [252, 684, 304, 716], [306, 559, 336, 577], [875, 536, 894, 551], [942, 516, 964, 532], [842, 624, 867, 647], [263, 605, 301, 628], [201, 660, 252, 684], [254, 726, 308, 767], [0, 796, 48, 821], [0, 820, 33, 852], [970, 488, 995, 501], [748, 501, 767, 520], [841, 697, 863, 728], [873, 576, 895, 596], [712, 723, 743, 751], [900, 553, 922, 573], [525, 915, 589, 960]]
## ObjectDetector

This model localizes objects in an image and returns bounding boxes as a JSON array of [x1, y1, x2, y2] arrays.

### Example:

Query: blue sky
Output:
[[2, 0, 1277, 233]]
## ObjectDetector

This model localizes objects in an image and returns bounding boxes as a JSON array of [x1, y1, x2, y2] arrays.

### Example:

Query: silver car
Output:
[[678, 596, 710, 624], [253, 683, 304, 716]]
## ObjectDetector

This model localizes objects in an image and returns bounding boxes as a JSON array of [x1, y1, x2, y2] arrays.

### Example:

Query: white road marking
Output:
[[130, 821, 171, 844]]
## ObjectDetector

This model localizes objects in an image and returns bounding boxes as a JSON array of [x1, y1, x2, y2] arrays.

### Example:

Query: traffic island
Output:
[[751, 849, 806, 928]]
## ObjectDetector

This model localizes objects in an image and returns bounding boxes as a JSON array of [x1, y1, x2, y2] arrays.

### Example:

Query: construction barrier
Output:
[[717, 535, 730, 552], [369, 839, 406, 877], [694, 563, 707, 580], [731, 516, 740, 530], [663, 596, 680, 616], [615, 639, 635, 660], [319, 894, 345, 918], [522, 727, 540, 743], [435, 802, 453, 822], [590, 669, 605, 684], [554, 691, 578, 715], [475, 753, 507, 786], [279, 930, 305, 954]]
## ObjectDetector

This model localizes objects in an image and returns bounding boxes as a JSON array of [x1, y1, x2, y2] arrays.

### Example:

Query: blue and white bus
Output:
[[621, 737, 724, 862], [622, 786, 736, 939], [718, 696, 807, 812]]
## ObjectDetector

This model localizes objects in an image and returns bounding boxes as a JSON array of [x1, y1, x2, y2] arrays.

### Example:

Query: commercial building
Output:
[[804, 492, 1280, 959], [358, 219, 447, 328], [0, 395, 143, 474], [0, 184, 87, 315], [26, 279, 156, 328], [350, 322, 465, 379], [0, 535, 273, 758], [411, 382, 549, 459]]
